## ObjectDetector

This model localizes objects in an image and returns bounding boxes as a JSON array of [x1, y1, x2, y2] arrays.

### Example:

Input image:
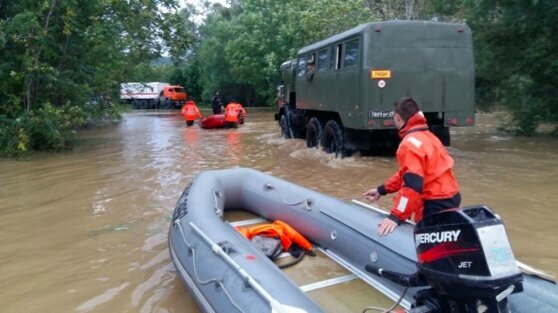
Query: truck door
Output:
[[337, 38, 361, 127]]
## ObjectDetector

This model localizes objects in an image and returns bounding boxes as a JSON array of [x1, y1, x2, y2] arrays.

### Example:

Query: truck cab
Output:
[[159, 85, 187, 109]]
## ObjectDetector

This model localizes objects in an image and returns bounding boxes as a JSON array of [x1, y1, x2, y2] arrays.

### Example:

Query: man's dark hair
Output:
[[394, 97, 420, 122]]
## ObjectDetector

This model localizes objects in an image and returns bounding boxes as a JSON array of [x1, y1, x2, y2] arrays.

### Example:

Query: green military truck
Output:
[[275, 21, 475, 156]]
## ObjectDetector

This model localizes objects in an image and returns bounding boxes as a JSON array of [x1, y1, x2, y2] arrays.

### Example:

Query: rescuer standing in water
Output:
[[181, 100, 202, 126]]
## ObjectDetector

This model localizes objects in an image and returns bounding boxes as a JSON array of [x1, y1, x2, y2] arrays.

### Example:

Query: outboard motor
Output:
[[367, 206, 523, 313]]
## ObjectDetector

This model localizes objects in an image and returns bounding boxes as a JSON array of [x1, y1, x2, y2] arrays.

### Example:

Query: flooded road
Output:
[[1, 109, 557, 312]]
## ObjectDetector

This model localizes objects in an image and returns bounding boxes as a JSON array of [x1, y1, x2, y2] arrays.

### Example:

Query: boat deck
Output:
[[226, 210, 403, 312]]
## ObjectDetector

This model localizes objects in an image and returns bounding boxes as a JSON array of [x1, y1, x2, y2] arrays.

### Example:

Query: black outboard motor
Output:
[[367, 206, 523, 313]]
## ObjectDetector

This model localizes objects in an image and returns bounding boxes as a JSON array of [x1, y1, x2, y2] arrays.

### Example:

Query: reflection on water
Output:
[[0, 110, 557, 312]]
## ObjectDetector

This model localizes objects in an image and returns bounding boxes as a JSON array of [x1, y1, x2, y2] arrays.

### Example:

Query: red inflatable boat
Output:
[[200, 114, 226, 129]]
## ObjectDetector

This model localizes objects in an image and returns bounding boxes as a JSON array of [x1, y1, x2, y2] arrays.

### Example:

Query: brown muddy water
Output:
[[1, 109, 557, 312]]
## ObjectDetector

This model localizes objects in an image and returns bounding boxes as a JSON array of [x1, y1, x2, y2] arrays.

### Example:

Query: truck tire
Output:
[[132, 100, 140, 109], [139, 100, 148, 109], [431, 125, 450, 146], [322, 120, 348, 157], [165, 99, 173, 109], [306, 117, 322, 148], [280, 115, 292, 139]]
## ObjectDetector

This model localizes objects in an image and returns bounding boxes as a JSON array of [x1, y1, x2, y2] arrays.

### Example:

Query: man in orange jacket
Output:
[[181, 100, 202, 126], [363, 97, 461, 236], [224, 101, 246, 127]]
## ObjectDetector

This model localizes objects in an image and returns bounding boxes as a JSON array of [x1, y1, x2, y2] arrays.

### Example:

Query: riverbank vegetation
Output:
[[1, 0, 556, 155], [0, 0, 191, 156]]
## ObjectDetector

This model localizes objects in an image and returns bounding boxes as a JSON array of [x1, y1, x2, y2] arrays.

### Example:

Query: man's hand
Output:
[[378, 218, 398, 236], [363, 188, 381, 202]]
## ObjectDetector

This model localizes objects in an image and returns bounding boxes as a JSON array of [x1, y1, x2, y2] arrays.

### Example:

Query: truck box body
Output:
[[120, 82, 169, 101], [277, 21, 475, 154]]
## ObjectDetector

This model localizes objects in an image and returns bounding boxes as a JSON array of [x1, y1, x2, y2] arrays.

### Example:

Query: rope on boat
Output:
[[175, 219, 246, 313], [188, 221, 309, 313], [362, 286, 409, 313], [264, 183, 311, 207], [277, 252, 305, 269]]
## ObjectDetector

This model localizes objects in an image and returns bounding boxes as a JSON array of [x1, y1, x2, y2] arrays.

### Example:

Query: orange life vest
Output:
[[224, 102, 245, 123], [236, 220, 312, 252], [181, 101, 202, 121]]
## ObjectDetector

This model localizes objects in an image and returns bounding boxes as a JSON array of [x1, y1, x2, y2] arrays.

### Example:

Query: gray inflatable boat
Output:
[[169, 168, 558, 313]]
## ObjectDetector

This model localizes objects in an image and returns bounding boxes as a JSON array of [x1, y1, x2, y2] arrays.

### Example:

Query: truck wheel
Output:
[[280, 115, 292, 139], [132, 100, 140, 109], [139, 100, 148, 109], [322, 120, 348, 157], [431, 125, 450, 146], [306, 117, 322, 148], [166, 100, 174, 109]]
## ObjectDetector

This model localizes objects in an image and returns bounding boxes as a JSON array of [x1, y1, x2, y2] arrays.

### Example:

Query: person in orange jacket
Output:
[[181, 100, 202, 126], [224, 101, 246, 127], [363, 97, 461, 236]]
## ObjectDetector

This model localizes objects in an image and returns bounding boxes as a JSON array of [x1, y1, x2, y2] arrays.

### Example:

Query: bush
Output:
[[0, 103, 87, 156], [0, 115, 29, 156]]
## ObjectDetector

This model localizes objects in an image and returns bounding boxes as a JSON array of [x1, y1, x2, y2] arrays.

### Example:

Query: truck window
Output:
[[317, 49, 328, 72], [306, 53, 316, 75], [344, 39, 359, 67], [330, 44, 342, 70], [297, 57, 306, 76]]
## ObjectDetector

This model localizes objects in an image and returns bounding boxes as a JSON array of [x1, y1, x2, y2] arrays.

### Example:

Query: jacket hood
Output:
[[399, 112, 429, 138]]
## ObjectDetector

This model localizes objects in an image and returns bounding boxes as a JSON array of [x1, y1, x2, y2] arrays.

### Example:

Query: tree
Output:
[[0, 0, 193, 155], [189, 0, 378, 106]]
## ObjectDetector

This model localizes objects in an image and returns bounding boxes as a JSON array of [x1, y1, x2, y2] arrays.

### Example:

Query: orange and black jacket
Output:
[[224, 102, 246, 123], [377, 113, 460, 224]]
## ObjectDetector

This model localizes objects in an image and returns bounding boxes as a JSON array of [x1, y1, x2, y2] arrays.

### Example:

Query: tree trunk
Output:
[[25, 0, 58, 112]]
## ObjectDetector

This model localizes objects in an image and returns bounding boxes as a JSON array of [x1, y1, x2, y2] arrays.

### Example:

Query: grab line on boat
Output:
[[299, 274, 358, 292], [169, 240, 216, 313], [264, 183, 311, 207], [318, 247, 412, 310], [189, 221, 309, 313], [174, 220, 245, 312]]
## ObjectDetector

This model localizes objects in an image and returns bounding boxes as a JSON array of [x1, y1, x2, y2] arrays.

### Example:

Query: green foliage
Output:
[[187, 0, 377, 106], [425, 0, 558, 134], [169, 59, 204, 101], [0, 103, 83, 156], [0, 0, 193, 155]]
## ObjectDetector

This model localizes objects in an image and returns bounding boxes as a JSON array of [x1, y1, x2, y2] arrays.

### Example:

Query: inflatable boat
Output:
[[200, 114, 245, 129], [168, 168, 558, 313], [200, 114, 226, 129]]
